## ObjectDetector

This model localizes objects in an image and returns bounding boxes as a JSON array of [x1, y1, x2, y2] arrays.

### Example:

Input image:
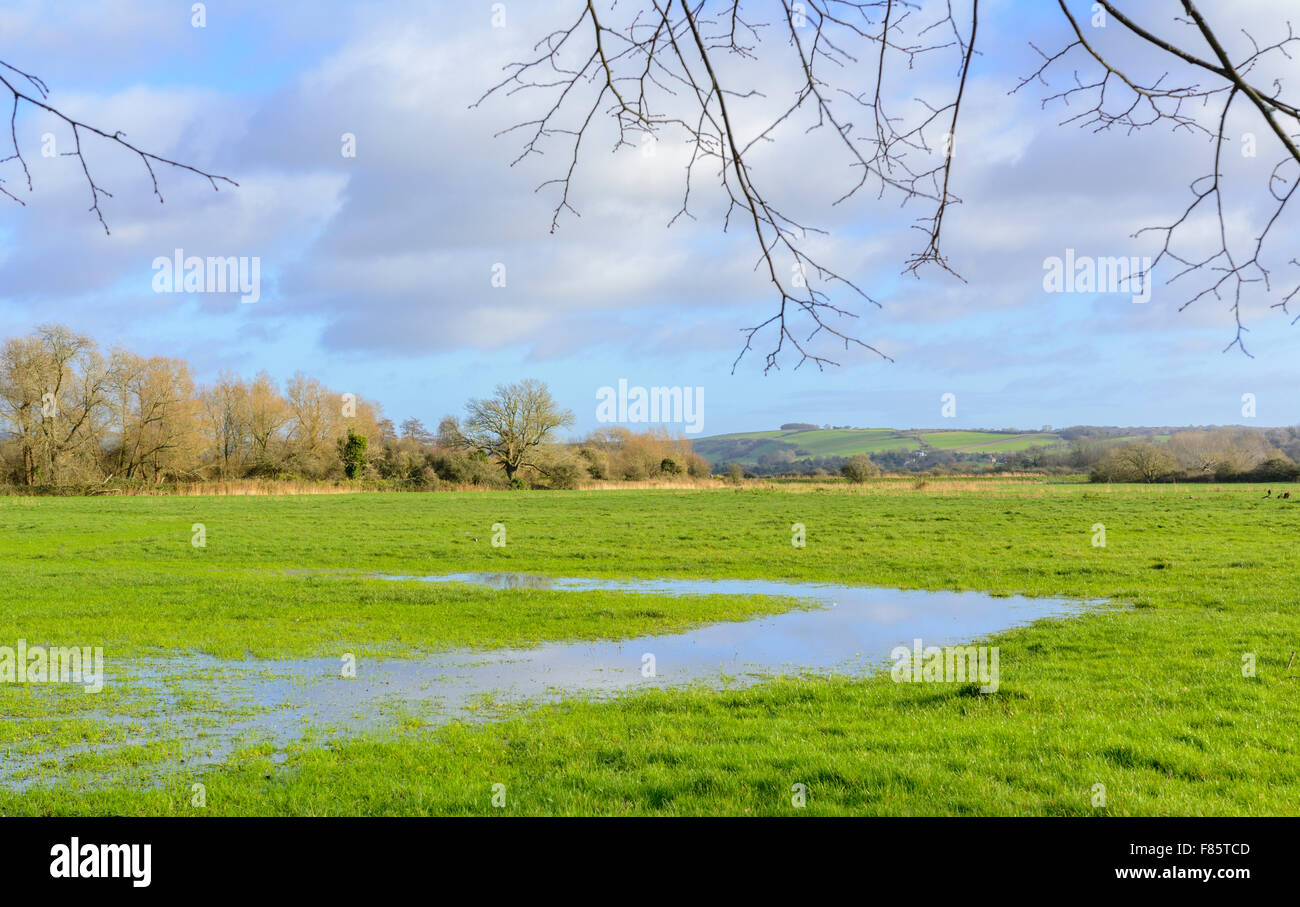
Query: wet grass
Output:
[[1, 483, 1298, 814]]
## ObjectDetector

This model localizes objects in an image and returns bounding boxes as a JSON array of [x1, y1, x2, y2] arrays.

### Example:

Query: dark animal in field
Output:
[[1265, 490, 1272, 497], [1284, 492, 1292, 500]]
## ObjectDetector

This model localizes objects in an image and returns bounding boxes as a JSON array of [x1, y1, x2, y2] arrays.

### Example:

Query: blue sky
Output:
[[1, 0, 1297, 437]]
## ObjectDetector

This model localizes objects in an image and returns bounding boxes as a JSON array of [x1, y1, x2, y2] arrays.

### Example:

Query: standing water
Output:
[[3, 573, 1094, 788]]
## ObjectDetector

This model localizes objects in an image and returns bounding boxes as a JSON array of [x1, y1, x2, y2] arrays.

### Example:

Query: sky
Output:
[[1, 0, 1297, 438]]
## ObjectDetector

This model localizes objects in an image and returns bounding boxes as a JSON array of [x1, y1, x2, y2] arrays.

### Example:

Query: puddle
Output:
[[4, 573, 1096, 789]]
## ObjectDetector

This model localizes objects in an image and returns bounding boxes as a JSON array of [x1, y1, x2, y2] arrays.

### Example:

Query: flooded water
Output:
[[5, 573, 1095, 788]]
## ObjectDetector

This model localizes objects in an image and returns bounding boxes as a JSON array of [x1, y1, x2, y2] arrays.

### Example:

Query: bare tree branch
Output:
[[484, 1, 1300, 367], [0, 59, 238, 234]]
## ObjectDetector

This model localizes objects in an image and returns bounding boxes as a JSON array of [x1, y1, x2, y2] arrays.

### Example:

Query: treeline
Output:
[[0, 324, 386, 487], [1089, 430, 1300, 483], [383, 421, 711, 490], [0, 325, 711, 491]]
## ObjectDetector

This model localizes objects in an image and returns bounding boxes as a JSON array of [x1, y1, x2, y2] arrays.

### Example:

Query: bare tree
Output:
[[1169, 429, 1239, 473], [1105, 439, 1179, 481], [0, 334, 46, 483], [245, 372, 291, 463], [463, 380, 575, 480], [400, 417, 436, 446], [285, 373, 334, 474], [199, 372, 251, 479], [106, 351, 199, 482], [480, 1, 1300, 366], [0, 325, 110, 484], [436, 416, 468, 449], [31, 325, 107, 484]]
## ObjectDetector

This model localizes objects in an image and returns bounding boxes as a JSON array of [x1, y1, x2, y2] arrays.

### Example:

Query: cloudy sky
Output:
[[1, 0, 1297, 436]]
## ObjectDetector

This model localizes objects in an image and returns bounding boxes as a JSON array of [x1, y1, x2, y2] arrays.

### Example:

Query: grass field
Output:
[[691, 427, 920, 464], [917, 431, 1061, 451], [2, 481, 1298, 815]]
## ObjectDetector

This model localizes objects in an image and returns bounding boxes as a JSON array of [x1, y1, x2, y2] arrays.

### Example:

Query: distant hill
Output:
[[689, 426, 1171, 470]]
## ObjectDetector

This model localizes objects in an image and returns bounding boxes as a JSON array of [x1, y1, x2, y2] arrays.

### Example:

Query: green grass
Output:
[[692, 427, 918, 464], [3, 483, 1298, 815], [768, 428, 916, 456], [0, 494, 814, 657], [918, 431, 1062, 451]]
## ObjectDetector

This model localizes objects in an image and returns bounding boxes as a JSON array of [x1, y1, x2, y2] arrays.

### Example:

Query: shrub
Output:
[[429, 449, 505, 487], [1238, 457, 1300, 482], [841, 454, 880, 483], [338, 429, 369, 479], [577, 447, 608, 479], [685, 453, 711, 477], [543, 460, 584, 489]]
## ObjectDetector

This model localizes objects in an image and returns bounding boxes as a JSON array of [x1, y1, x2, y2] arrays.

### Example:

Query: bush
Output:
[[338, 429, 369, 479], [685, 453, 711, 477], [841, 454, 880, 483], [724, 462, 744, 485], [523, 444, 585, 489], [530, 450, 584, 489], [577, 447, 608, 479], [543, 460, 584, 489], [1238, 457, 1300, 482], [428, 449, 505, 487], [413, 466, 439, 489]]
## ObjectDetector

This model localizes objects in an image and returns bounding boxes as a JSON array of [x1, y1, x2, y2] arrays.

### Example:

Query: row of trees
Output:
[[705, 427, 1300, 482], [0, 326, 708, 490], [1091, 430, 1298, 483], [0, 324, 381, 486], [376, 421, 711, 490]]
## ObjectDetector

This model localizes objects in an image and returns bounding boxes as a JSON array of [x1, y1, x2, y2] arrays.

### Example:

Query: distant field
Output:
[[774, 429, 918, 457], [692, 427, 1067, 465], [691, 427, 1189, 467], [1107, 434, 1172, 444], [690, 428, 918, 465], [918, 431, 1062, 451]]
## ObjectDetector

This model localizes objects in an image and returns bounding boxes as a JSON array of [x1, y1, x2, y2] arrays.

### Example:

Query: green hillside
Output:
[[919, 431, 1062, 452], [689, 428, 918, 466], [691, 427, 1067, 467]]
